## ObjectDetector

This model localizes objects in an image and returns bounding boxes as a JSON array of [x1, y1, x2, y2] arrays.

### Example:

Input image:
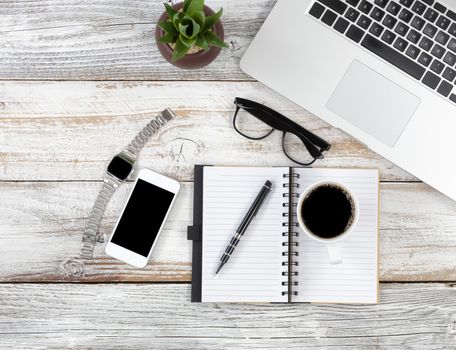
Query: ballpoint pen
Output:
[[215, 180, 273, 275]]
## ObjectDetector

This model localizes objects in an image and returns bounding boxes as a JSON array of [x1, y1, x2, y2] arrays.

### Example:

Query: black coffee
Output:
[[301, 184, 354, 239]]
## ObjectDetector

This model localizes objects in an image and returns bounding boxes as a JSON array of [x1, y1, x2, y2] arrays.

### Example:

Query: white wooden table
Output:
[[1, 1, 455, 349]]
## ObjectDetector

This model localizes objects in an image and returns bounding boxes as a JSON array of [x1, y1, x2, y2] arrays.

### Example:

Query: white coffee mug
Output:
[[296, 181, 359, 265]]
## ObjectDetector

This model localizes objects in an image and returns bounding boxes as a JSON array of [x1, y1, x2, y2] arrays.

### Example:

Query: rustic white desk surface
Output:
[[1, 0, 456, 349]]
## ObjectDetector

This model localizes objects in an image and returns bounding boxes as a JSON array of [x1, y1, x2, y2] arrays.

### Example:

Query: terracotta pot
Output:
[[155, 2, 225, 69]]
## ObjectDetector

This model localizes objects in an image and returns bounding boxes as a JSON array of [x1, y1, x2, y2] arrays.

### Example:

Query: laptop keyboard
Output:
[[308, 0, 456, 104]]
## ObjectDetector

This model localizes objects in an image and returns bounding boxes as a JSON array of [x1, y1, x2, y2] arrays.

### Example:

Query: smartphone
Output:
[[105, 168, 180, 268]]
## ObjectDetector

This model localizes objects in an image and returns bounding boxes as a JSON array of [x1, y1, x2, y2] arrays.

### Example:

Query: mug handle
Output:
[[327, 244, 342, 264]]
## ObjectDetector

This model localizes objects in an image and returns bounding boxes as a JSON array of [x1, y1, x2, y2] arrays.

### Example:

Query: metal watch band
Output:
[[80, 177, 118, 259], [80, 108, 175, 260], [124, 108, 175, 159]]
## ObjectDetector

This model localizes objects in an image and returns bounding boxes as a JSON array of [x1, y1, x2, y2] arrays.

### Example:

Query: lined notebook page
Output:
[[293, 168, 379, 304], [201, 167, 288, 302]]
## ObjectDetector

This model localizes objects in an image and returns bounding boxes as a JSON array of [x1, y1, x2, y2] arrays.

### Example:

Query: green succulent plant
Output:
[[158, 0, 228, 62]]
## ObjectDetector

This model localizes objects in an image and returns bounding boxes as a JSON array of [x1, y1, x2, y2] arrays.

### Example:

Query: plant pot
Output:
[[155, 2, 225, 69]]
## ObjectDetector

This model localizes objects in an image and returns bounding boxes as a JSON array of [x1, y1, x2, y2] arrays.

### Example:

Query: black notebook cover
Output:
[[187, 165, 209, 302]]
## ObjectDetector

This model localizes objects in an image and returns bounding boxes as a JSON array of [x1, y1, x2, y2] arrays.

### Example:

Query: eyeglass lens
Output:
[[233, 106, 274, 140], [281, 132, 318, 166]]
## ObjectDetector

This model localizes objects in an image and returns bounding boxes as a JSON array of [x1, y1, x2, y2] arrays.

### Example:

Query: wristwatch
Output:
[[80, 108, 175, 259]]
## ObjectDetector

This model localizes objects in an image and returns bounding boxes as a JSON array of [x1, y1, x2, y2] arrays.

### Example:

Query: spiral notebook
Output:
[[187, 165, 379, 304]]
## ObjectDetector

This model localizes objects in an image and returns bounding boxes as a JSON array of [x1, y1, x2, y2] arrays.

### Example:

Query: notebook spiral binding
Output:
[[281, 169, 299, 300], [282, 212, 297, 217], [283, 193, 299, 198], [283, 173, 300, 179], [283, 183, 300, 188], [282, 202, 297, 208]]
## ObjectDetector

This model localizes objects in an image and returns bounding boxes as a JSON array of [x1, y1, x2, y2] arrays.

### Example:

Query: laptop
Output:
[[240, 0, 456, 201]]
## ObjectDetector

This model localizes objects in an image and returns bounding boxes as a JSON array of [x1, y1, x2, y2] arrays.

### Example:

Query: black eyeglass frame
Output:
[[233, 97, 331, 166]]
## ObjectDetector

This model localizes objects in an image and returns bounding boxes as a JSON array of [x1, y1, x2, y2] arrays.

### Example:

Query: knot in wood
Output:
[[449, 321, 456, 332], [229, 40, 241, 52], [62, 259, 85, 278], [96, 233, 106, 243]]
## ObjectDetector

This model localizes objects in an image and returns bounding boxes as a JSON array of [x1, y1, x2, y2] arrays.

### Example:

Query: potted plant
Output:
[[155, 0, 227, 69]]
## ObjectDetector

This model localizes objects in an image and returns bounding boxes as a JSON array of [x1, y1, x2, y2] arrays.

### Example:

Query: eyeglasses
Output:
[[232, 97, 331, 166]]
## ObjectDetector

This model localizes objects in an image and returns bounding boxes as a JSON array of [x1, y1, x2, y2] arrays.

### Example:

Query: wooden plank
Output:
[[0, 81, 414, 181], [0, 0, 275, 80], [0, 283, 455, 349], [1, 181, 455, 283]]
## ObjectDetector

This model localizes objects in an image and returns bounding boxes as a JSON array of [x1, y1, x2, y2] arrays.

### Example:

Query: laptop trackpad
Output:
[[326, 60, 420, 147]]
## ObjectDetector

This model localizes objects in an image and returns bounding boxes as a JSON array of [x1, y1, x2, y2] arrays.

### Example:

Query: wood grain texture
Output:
[[0, 80, 414, 181], [0, 0, 274, 80], [3, 0, 455, 346], [1, 181, 455, 283], [0, 283, 455, 349]]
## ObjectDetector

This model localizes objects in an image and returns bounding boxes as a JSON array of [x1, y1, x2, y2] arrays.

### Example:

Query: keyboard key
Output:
[[357, 14, 372, 29], [387, 1, 401, 15], [442, 67, 456, 82], [321, 9, 338, 26], [448, 38, 456, 53], [407, 29, 422, 43], [436, 15, 451, 30], [422, 0, 434, 6], [437, 80, 453, 97], [418, 52, 433, 66], [370, 22, 385, 36], [423, 23, 438, 38], [411, 16, 426, 30], [395, 22, 409, 36], [334, 17, 351, 33], [411, 1, 427, 15], [447, 10, 456, 21], [422, 71, 441, 89], [436, 31, 450, 45], [399, 8, 413, 22], [419, 36, 433, 51], [317, 0, 348, 15], [433, 2, 447, 13], [406, 44, 421, 59], [370, 7, 386, 21], [361, 34, 426, 79], [309, 2, 326, 19], [394, 37, 408, 51], [345, 7, 361, 22], [431, 43, 445, 58], [346, 24, 365, 42], [430, 59, 444, 73], [347, 0, 360, 6], [382, 29, 397, 44], [399, 0, 413, 7], [383, 14, 398, 29], [443, 51, 456, 66], [359, 0, 373, 14], [448, 23, 456, 36], [450, 93, 456, 103], [424, 8, 438, 22], [374, 0, 389, 8]]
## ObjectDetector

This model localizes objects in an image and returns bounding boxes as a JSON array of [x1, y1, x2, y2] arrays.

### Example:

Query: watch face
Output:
[[107, 155, 133, 180]]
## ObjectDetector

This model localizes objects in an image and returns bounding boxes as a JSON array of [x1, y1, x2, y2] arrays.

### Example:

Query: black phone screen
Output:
[[111, 179, 175, 257]]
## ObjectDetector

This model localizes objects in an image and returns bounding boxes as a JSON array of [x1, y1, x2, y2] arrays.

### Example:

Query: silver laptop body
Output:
[[241, 0, 456, 201]]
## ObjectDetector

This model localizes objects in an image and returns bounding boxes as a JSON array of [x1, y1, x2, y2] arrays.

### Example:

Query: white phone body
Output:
[[105, 168, 180, 268]]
